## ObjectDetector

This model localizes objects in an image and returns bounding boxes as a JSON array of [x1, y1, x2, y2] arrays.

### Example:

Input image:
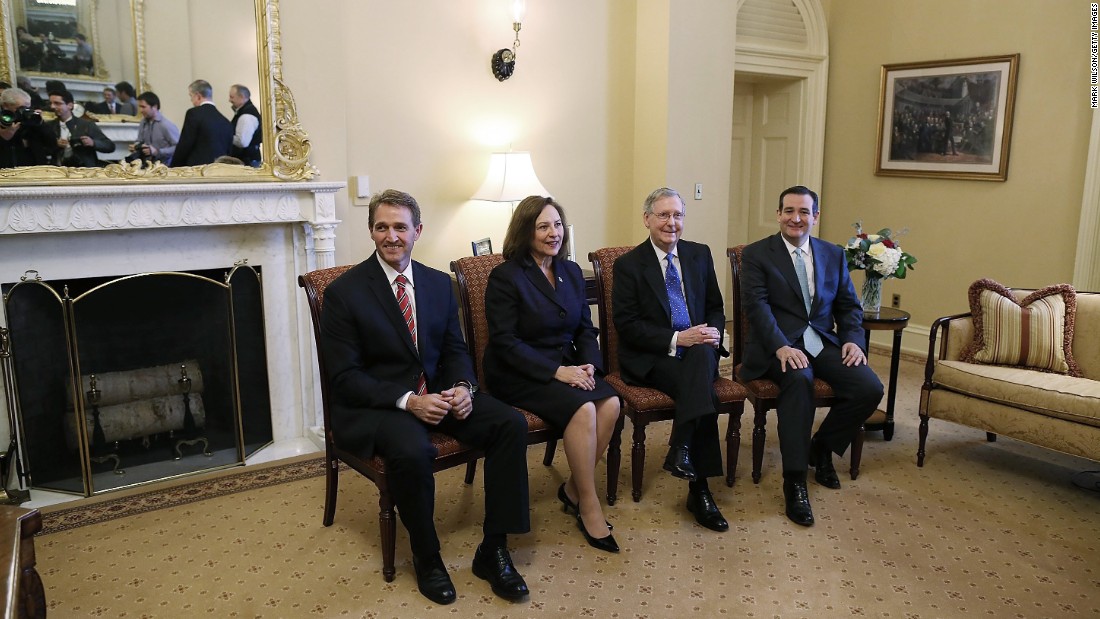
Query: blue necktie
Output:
[[665, 254, 691, 357], [794, 248, 824, 357]]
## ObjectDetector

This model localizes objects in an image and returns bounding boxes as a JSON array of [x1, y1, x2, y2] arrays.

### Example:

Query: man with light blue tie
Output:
[[739, 186, 883, 527], [613, 187, 731, 532]]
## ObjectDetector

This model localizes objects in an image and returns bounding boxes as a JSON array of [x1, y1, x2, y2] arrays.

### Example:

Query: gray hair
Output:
[[0, 88, 31, 108], [643, 187, 685, 214], [188, 79, 213, 99], [230, 84, 250, 99], [368, 189, 422, 228]]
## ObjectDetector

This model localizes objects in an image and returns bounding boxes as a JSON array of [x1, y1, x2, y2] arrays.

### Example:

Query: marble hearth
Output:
[[0, 181, 344, 499]]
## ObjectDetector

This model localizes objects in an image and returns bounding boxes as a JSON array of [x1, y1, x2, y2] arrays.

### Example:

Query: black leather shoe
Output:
[[663, 446, 697, 481], [577, 515, 620, 553], [809, 436, 841, 489], [472, 544, 529, 601], [783, 480, 815, 527], [558, 484, 613, 530], [412, 553, 456, 605], [686, 488, 729, 532]]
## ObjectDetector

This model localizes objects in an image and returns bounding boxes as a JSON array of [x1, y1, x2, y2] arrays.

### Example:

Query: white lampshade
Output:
[[471, 152, 551, 202]]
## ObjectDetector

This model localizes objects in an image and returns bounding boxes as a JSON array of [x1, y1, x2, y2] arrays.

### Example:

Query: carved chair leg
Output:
[[323, 455, 339, 527], [542, 438, 558, 466], [725, 408, 742, 487], [850, 424, 865, 480], [631, 419, 647, 502], [752, 407, 767, 484], [917, 414, 929, 466], [464, 461, 477, 484], [378, 489, 397, 583], [606, 413, 624, 505]]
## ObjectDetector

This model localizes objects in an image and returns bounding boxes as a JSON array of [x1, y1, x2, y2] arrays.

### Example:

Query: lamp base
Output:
[[492, 49, 515, 81]]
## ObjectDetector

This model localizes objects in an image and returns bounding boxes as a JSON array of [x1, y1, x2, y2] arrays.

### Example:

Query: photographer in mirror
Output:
[[46, 89, 113, 167], [127, 91, 179, 166], [0, 87, 48, 168]]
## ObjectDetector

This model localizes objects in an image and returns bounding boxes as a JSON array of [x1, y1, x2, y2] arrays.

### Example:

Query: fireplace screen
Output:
[[0, 265, 273, 496]]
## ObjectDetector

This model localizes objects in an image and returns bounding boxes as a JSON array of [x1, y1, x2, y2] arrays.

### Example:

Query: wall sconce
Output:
[[491, 0, 527, 81], [472, 151, 551, 204]]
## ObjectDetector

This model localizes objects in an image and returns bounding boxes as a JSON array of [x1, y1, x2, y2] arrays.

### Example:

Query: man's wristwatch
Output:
[[453, 380, 477, 394]]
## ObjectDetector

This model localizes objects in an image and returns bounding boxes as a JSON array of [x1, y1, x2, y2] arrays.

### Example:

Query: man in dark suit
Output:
[[45, 89, 113, 167], [739, 185, 883, 527], [319, 189, 531, 605], [171, 79, 232, 167], [612, 187, 730, 533]]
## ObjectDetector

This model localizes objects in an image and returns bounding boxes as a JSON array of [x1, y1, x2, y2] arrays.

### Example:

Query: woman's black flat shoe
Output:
[[558, 484, 613, 530], [577, 516, 619, 553]]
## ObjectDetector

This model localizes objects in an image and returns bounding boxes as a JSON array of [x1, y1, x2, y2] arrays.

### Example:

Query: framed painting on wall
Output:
[[875, 54, 1020, 181]]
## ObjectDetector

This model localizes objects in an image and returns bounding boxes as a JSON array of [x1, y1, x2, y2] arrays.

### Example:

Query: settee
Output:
[[918, 283, 1100, 465]]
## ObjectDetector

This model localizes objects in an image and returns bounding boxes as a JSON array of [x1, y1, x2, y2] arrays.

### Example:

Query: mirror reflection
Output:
[[0, 0, 314, 182]]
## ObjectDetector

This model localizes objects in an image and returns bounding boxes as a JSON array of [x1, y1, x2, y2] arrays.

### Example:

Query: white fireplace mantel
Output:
[[0, 182, 343, 269], [0, 181, 345, 484]]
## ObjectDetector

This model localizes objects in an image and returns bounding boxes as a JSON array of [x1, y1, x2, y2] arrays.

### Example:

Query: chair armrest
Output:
[[923, 312, 972, 388]]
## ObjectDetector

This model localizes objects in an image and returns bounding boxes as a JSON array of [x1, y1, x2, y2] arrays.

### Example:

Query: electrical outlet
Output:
[[892, 294, 901, 308]]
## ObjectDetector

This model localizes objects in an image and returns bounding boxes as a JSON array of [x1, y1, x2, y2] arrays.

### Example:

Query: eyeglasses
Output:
[[650, 211, 684, 222]]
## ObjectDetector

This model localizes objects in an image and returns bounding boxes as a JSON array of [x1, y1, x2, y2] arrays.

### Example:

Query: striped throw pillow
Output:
[[961, 279, 1080, 376]]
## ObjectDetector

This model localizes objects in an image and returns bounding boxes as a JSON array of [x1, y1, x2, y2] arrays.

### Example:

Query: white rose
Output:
[[867, 243, 887, 258]]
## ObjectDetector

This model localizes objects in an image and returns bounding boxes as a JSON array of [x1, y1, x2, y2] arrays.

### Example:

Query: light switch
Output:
[[694, 183, 703, 200], [356, 175, 370, 198]]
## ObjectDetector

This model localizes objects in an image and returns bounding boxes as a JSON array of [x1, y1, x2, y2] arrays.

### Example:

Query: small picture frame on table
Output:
[[471, 238, 493, 256]]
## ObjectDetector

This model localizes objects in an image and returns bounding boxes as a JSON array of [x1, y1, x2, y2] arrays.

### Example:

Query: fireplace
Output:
[[0, 181, 343, 498], [2, 265, 274, 494]]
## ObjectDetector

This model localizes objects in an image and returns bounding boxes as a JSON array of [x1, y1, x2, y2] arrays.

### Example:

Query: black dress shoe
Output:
[[558, 483, 613, 530], [783, 480, 815, 527], [412, 553, 456, 605], [577, 515, 620, 553], [471, 544, 529, 601], [663, 446, 697, 481], [809, 436, 841, 489], [686, 488, 729, 532]]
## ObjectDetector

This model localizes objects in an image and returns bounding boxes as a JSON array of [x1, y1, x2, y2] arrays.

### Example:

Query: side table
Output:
[[862, 307, 910, 441]]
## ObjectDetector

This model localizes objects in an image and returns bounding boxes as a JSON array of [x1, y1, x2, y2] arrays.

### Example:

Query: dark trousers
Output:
[[372, 392, 531, 557], [763, 340, 883, 473], [642, 345, 723, 478]]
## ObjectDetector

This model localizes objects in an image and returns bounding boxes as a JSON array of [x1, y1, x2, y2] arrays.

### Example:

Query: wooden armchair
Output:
[[726, 245, 864, 482], [589, 246, 747, 503], [298, 265, 482, 583], [449, 254, 563, 462]]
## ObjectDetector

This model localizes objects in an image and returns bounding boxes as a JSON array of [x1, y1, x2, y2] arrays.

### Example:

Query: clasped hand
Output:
[[407, 386, 472, 425], [555, 364, 596, 390], [678, 324, 720, 348]]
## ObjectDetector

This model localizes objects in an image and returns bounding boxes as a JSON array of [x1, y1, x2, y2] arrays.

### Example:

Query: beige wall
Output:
[[236, 0, 1090, 344], [279, 0, 639, 271], [822, 0, 1091, 338]]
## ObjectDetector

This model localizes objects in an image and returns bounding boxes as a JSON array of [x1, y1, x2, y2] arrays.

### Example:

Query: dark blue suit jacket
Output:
[[171, 103, 232, 167], [483, 256, 603, 392], [319, 254, 476, 457], [612, 239, 728, 386], [738, 233, 864, 381]]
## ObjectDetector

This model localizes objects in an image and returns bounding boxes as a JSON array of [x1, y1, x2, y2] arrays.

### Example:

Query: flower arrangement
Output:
[[841, 222, 917, 280]]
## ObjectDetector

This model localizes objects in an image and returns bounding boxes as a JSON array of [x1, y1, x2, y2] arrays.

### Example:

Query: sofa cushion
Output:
[[961, 279, 1081, 377], [934, 360, 1100, 428]]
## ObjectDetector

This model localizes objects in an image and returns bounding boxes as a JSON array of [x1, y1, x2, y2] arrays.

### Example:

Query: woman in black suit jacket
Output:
[[484, 196, 622, 553]]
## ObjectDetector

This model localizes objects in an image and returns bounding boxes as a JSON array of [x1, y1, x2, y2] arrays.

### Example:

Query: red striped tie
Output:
[[395, 274, 427, 395]]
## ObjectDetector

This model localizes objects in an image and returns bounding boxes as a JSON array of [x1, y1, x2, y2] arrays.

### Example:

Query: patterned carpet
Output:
[[34, 353, 1100, 618]]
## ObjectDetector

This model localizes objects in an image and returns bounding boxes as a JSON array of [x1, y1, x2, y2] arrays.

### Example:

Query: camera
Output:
[[126, 141, 151, 164], [0, 106, 41, 128]]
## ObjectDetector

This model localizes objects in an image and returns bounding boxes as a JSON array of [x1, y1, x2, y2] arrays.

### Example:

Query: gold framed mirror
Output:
[[0, 0, 315, 184]]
